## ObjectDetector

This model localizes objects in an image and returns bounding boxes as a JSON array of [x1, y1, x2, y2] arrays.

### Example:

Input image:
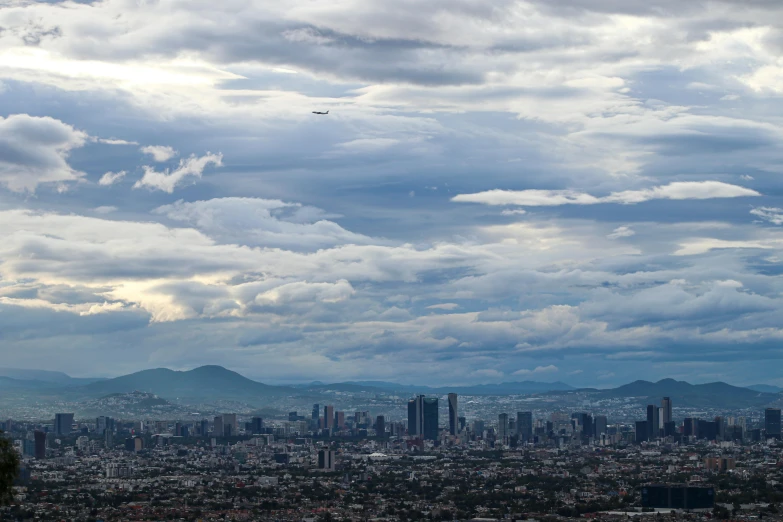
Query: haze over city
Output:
[[3, 0, 783, 389]]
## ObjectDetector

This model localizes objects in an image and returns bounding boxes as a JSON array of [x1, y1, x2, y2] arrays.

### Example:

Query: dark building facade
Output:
[[250, 417, 263, 434], [407, 398, 420, 436], [765, 408, 781, 439], [683, 418, 695, 437], [641, 485, 714, 509], [517, 411, 533, 442], [635, 421, 648, 444], [448, 393, 458, 436], [647, 405, 659, 439], [697, 420, 718, 441], [422, 397, 439, 440], [33, 430, 46, 459], [408, 395, 438, 440]]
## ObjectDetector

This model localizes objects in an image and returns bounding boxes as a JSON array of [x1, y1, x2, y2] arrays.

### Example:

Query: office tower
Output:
[[376, 415, 385, 438], [683, 418, 695, 437], [458, 416, 466, 432], [34, 430, 46, 459], [105, 429, 114, 448], [571, 412, 592, 437], [312, 404, 320, 421], [472, 420, 485, 435], [23, 439, 35, 457], [289, 411, 298, 422], [697, 419, 718, 441], [354, 411, 370, 429], [448, 393, 458, 436], [664, 421, 676, 437], [498, 413, 509, 441], [175, 422, 182, 436], [646, 405, 659, 439], [715, 416, 726, 440], [324, 406, 335, 430], [517, 412, 533, 442], [200, 419, 209, 436], [335, 411, 345, 429], [422, 397, 439, 440], [318, 449, 336, 471], [765, 408, 782, 439], [408, 396, 423, 436], [223, 414, 238, 435], [583, 414, 593, 438], [661, 397, 672, 425], [213, 416, 224, 437], [594, 415, 608, 437], [635, 421, 648, 444], [250, 417, 263, 434], [54, 413, 74, 436], [125, 436, 143, 452]]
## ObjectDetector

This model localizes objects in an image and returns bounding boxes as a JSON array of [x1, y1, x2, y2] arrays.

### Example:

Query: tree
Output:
[[0, 431, 20, 505]]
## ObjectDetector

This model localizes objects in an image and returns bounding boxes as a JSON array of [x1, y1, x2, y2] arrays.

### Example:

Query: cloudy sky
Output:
[[2, 0, 783, 386]]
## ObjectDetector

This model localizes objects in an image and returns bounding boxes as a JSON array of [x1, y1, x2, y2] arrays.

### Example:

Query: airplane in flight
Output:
[[312, 110, 329, 115]]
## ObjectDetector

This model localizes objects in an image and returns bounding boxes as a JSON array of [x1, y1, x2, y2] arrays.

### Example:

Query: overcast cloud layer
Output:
[[1, 0, 783, 386]]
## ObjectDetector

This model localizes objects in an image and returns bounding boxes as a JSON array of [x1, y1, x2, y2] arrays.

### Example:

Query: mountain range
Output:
[[81, 366, 292, 400], [0, 365, 779, 409], [0, 367, 105, 386], [594, 378, 779, 408]]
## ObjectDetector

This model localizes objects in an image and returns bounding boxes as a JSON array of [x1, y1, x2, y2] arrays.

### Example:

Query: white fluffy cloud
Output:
[[0, 114, 87, 192], [608, 226, 635, 239], [751, 207, 783, 225], [134, 153, 223, 193], [453, 181, 760, 207], [154, 197, 373, 249], [98, 170, 126, 186], [140, 145, 178, 162]]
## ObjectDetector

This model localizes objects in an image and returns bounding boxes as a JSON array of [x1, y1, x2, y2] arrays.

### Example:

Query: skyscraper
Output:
[[54, 413, 74, 436], [318, 449, 336, 471], [594, 415, 608, 437], [335, 411, 345, 429], [376, 415, 386, 438], [324, 405, 335, 430], [635, 421, 648, 444], [34, 430, 46, 459], [213, 416, 224, 437], [222, 414, 238, 435], [517, 412, 533, 442], [422, 397, 439, 440], [647, 405, 659, 439], [661, 397, 672, 426], [448, 393, 458, 436], [765, 408, 781, 439], [683, 418, 696, 437], [498, 413, 509, 441], [312, 404, 320, 421], [407, 398, 420, 436], [408, 395, 437, 439], [250, 417, 264, 434]]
